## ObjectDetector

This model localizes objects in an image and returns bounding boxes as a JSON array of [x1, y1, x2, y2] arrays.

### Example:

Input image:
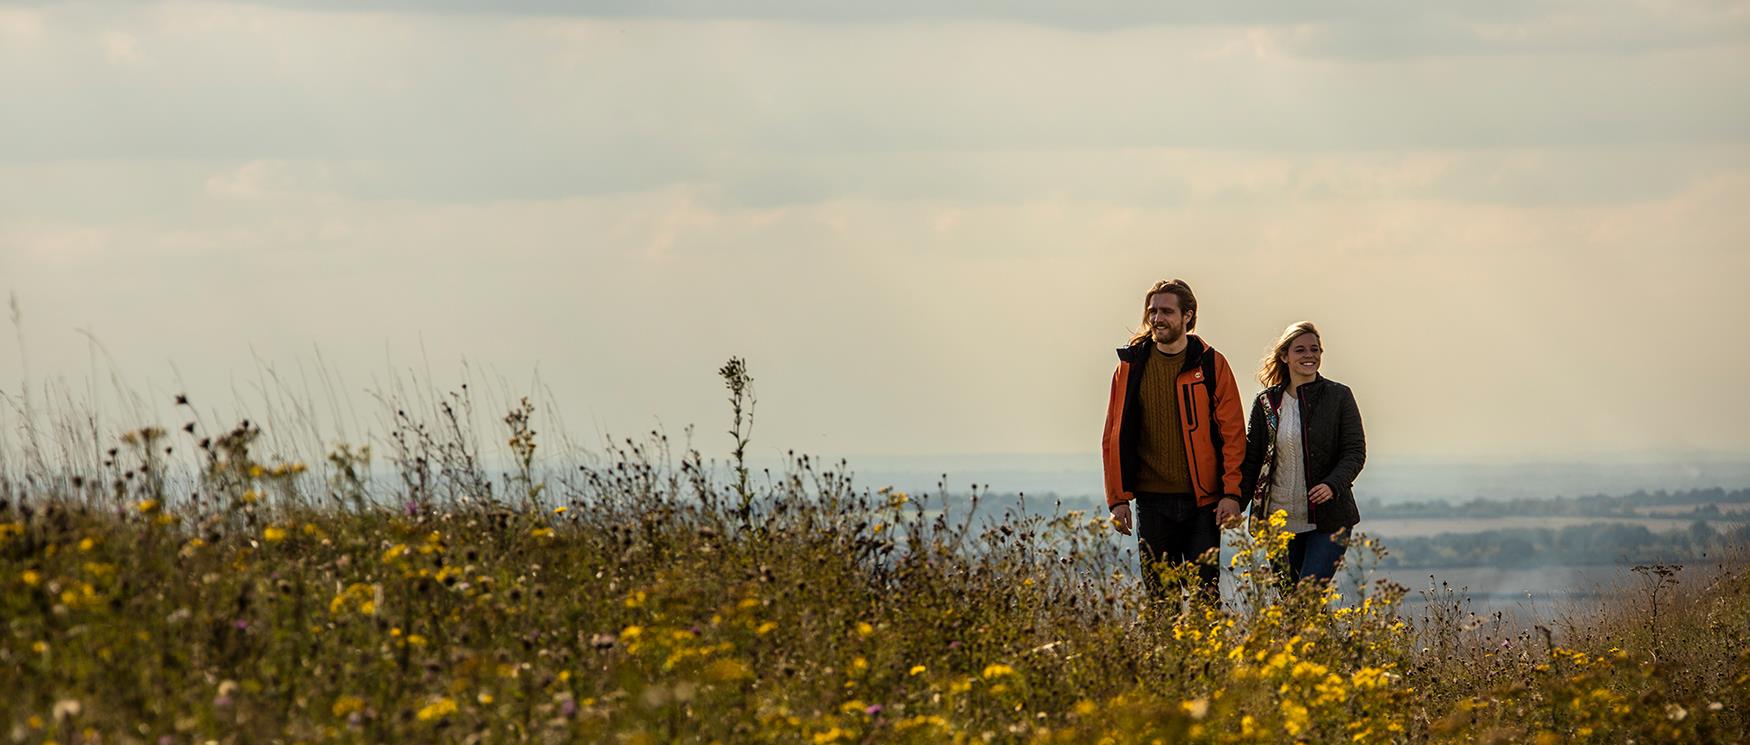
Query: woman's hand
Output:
[[1307, 484, 1334, 505], [1215, 498, 1245, 528]]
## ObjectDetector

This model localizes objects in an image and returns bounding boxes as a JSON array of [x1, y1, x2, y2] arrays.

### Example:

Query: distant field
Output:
[[1361, 515, 1703, 538], [1381, 564, 1634, 605], [1636, 502, 1750, 515]]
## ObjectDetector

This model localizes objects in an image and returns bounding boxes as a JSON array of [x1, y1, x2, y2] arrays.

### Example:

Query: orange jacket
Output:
[[1100, 335, 1247, 508]]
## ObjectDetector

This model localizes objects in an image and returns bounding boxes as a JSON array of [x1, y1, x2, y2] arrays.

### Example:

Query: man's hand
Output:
[[1215, 497, 1244, 528], [1308, 484, 1334, 505], [1110, 502, 1133, 536]]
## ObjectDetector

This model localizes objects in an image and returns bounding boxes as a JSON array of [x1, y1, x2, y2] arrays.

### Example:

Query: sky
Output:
[[3, 0, 1749, 467]]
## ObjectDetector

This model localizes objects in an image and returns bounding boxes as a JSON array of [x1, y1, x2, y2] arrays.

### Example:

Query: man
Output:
[[1100, 279, 1248, 601]]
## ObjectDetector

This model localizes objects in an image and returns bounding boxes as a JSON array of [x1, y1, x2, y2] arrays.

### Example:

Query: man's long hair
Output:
[[1257, 321, 1321, 389], [1127, 278, 1198, 345]]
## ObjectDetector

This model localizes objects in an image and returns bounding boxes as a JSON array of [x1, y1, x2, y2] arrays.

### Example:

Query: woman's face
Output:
[[1279, 332, 1322, 380]]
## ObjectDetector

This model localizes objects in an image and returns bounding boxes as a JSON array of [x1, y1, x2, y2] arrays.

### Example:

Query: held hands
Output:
[[1308, 483, 1334, 505], [1214, 497, 1244, 528], [1110, 502, 1133, 536]]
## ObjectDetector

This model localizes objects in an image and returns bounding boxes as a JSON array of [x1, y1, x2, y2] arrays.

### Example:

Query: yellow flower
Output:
[[382, 544, 408, 562], [855, 621, 874, 638], [477, 693, 494, 705], [59, 583, 93, 607], [263, 526, 288, 543], [908, 665, 927, 676], [553, 506, 568, 514], [136, 499, 160, 514], [756, 621, 778, 636], [1281, 700, 1310, 736], [248, 464, 265, 478], [329, 583, 379, 616], [77, 538, 95, 552], [22, 569, 41, 587], [1350, 666, 1391, 689], [703, 658, 751, 683], [980, 663, 1015, 679], [415, 696, 457, 722], [530, 527, 554, 538], [895, 714, 947, 731], [1181, 698, 1209, 720], [624, 590, 647, 609], [332, 695, 365, 717]]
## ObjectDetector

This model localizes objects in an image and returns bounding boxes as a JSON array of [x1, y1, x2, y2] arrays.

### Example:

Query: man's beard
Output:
[[1152, 325, 1184, 344]]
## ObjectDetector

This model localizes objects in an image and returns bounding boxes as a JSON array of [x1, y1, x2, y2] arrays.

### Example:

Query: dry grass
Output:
[[0, 361, 1744, 743]]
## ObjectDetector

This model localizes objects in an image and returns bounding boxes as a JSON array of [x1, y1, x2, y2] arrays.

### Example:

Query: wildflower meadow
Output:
[[2, 360, 1745, 743]]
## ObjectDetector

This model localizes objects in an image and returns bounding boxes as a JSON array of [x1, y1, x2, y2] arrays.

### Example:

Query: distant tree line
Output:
[[1361, 487, 1750, 521], [1373, 521, 1749, 569]]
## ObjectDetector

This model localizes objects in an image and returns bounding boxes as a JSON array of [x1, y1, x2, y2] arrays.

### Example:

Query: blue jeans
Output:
[[1284, 528, 1348, 585]]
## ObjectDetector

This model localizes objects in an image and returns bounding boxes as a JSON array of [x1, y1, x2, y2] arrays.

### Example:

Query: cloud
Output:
[[1260, 3, 1750, 59], [0, 7, 45, 38], [98, 30, 141, 64], [5, 4, 1746, 200], [62, 0, 1748, 59]]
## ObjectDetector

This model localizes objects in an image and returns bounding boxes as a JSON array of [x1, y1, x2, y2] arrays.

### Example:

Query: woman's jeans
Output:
[[1283, 528, 1348, 585]]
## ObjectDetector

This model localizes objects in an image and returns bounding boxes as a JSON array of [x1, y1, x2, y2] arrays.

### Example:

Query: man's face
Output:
[[1146, 293, 1189, 346]]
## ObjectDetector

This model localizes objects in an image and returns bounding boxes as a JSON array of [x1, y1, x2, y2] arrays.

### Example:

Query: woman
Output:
[[1237, 322, 1367, 585]]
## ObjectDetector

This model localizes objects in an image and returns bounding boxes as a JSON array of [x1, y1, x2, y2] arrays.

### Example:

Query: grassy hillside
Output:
[[1, 377, 1744, 743]]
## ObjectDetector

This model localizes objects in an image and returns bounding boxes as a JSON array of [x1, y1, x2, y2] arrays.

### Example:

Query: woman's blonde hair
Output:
[[1257, 321, 1321, 388]]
